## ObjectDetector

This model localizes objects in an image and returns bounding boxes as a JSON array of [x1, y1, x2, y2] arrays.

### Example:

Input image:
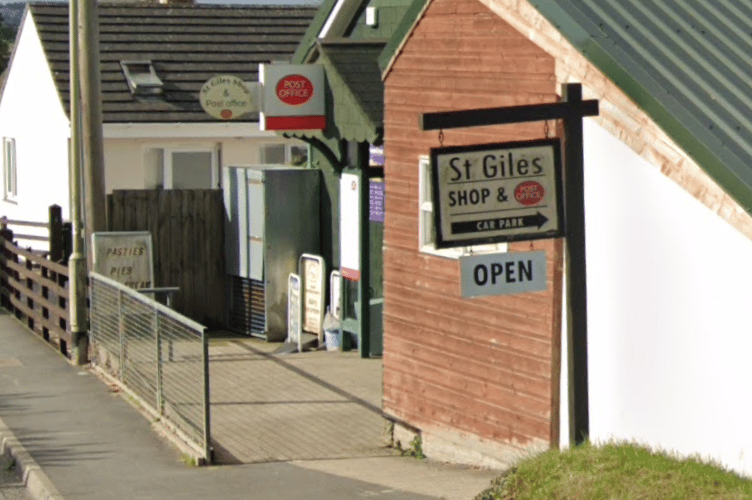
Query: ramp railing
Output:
[[89, 272, 211, 464]]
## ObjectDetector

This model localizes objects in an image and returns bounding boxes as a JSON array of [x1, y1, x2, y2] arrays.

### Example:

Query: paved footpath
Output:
[[0, 311, 499, 500]]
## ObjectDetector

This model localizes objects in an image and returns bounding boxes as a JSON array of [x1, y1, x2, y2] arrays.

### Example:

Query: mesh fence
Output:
[[89, 272, 211, 463]]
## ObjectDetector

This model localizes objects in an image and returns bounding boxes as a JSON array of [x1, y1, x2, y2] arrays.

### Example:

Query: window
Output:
[[120, 60, 163, 98], [418, 155, 506, 259], [261, 143, 309, 166], [3, 138, 16, 201], [163, 147, 218, 189]]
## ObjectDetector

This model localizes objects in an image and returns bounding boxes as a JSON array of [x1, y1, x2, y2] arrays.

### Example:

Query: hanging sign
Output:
[[460, 250, 547, 298], [431, 138, 563, 248], [199, 75, 258, 120], [259, 63, 326, 130]]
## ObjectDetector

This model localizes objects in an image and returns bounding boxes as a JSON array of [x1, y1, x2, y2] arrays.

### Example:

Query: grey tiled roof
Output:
[[28, 2, 317, 123]]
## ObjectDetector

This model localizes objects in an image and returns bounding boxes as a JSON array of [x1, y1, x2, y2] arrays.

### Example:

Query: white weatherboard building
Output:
[[0, 3, 316, 234]]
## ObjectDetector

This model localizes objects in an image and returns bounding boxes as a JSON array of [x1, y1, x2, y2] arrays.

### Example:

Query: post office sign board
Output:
[[199, 75, 259, 120], [92, 232, 154, 289], [460, 250, 547, 298], [431, 138, 563, 248], [259, 63, 326, 130]]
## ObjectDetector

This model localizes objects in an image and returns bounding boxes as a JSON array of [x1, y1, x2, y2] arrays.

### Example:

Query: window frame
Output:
[[3, 137, 17, 202], [418, 155, 506, 259], [260, 142, 309, 166]]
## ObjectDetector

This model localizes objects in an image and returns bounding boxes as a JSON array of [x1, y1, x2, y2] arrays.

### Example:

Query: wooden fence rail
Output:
[[0, 205, 71, 261], [0, 225, 71, 358]]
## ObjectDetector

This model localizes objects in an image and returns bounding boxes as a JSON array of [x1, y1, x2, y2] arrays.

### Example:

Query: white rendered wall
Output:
[[104, 136, 303, 193], [0, 14, 71, 224], [560, 120, 752, 476]]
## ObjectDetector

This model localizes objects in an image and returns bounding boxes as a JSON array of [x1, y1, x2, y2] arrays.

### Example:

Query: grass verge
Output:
[[474, 440, 752, 500]]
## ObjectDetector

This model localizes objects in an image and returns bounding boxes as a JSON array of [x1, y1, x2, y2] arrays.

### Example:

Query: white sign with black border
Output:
[[431, 138, 563, 248]]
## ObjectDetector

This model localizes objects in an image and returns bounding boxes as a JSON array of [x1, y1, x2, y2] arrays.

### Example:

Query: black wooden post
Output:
[[419, 83, 598, 446], [26, 256, 34, 331], [49, 204, 63, 262], [562, 84, 590, 445], [0, 226, 11, 310]]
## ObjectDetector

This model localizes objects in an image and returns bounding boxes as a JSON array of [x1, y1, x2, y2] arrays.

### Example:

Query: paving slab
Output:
[[209, 337, 393, 463]]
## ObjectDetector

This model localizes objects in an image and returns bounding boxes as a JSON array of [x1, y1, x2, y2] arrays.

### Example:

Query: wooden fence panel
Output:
[[108, 189, 226, 328], [0, 230, 70, 356]]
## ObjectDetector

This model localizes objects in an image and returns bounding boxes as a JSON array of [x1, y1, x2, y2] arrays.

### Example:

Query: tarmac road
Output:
[[0, 310, 498, 500]]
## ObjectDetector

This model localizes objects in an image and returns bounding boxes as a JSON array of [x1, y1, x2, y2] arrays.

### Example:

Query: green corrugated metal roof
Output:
[[378, 0, 752, 214], [530, 0, 752, 213]]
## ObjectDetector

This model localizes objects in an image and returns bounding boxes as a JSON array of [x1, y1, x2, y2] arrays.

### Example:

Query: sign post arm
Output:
[[420, 100, 599, 130], [562, 83, 590, 446]]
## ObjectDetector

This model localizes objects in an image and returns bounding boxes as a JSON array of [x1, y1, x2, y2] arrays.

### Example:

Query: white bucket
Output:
[[324, 329, 342, 351]]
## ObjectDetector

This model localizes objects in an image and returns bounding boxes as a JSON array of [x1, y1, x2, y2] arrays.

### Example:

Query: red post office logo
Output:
[[514, 181, 545, 206], [276, 75, 314, 106]]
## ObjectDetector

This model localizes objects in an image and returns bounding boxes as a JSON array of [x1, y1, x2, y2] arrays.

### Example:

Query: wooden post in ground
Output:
[[0, 226, 12, 310], [49, 205, 63, 263]]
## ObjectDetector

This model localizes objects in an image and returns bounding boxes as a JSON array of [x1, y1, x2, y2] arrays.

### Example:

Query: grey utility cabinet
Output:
[[223, 165, 320, 341]]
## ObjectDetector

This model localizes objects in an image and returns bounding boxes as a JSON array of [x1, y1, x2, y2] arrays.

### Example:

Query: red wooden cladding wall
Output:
[[383, 0, 563, 451]]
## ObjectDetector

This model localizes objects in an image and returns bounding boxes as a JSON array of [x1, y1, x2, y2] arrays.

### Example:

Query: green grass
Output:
[[474, 441, 752, 500]]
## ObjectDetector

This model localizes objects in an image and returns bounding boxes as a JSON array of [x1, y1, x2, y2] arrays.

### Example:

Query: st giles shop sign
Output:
[[430, 138, 564, 248]]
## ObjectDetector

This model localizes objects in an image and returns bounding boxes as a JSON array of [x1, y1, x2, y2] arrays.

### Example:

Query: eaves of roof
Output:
[[377, 0, 429, 75]]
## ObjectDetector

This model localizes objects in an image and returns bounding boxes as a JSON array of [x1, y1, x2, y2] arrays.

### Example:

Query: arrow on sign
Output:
[[451, 212, 549, 234]]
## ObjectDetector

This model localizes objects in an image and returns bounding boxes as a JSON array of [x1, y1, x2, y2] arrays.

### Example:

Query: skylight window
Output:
[[120, 60, 164, 98]]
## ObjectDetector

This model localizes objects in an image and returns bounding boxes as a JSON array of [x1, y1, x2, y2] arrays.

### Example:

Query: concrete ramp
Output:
[[208, 337, 396, 464]]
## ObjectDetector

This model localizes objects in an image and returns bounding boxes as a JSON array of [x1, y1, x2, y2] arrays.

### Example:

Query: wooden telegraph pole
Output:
[[79, 0, 107, 249], [68, 0, 106, 364]]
